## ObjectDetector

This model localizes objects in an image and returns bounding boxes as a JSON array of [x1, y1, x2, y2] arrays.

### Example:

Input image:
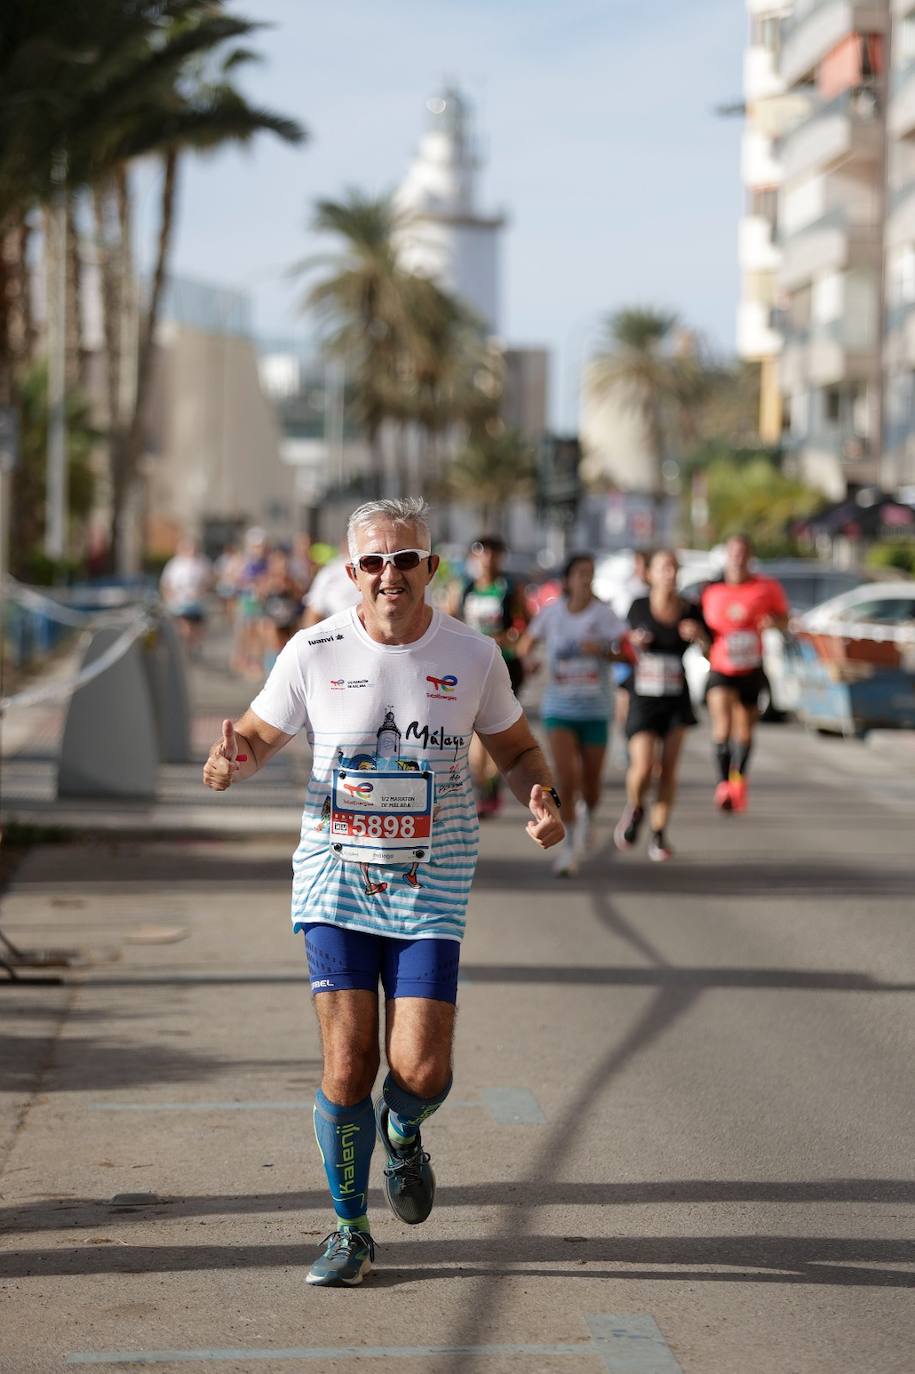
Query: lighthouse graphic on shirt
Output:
[[318, 706, 430, 898]]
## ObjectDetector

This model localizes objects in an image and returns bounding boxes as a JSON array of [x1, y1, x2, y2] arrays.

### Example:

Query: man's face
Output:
[[348, 520, 438, 634], [725, 538, 751, 581]]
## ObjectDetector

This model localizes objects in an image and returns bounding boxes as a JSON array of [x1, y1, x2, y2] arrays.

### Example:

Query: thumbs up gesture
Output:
[[203, 718, 246, 791]]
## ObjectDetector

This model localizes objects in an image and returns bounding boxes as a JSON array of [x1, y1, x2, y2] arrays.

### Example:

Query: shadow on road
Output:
[[2, 1233, 912, 1288], [5, 1178, 914, 1234], [475, 855, 915, 898]]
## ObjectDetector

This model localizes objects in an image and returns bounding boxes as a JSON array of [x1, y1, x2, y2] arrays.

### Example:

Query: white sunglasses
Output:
[[351, 549, 431, 574]]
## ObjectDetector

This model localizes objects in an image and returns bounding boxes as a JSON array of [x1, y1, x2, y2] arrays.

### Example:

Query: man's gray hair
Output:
[[346, 498, 432, 560]]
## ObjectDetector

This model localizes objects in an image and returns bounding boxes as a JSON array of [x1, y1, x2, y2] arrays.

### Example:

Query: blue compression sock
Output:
[[313, 1090, 375, 1225], [382, 1071, 453, 1148]]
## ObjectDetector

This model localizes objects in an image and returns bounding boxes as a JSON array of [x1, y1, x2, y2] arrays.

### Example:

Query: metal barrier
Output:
[[0, 580, 194, 979]]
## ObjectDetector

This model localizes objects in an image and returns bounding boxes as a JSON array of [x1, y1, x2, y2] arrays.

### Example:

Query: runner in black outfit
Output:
[[613, 548, 709, 861]]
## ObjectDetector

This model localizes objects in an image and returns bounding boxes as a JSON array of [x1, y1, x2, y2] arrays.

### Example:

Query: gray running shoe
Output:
[[374, 1098, 436, 1225], [306, 1227, 374, 1287]]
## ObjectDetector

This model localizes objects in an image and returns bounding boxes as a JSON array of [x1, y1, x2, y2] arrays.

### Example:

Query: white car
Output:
[[796, 581, 915, 635]]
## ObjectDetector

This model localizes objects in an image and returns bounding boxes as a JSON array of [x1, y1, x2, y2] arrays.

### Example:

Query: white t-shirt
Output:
[[160, 554, 211, 610], [611, 573, 649, 620], [528, 597, 626, 720], [250, 607, 522, 942], [305, 558, 360, 618]]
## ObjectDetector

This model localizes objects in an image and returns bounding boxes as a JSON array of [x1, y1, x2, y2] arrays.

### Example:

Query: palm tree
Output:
[[587, 308, 696, 494], [296, 190, 415, 493], [0, 2, 306, 565], [447, 426, 536, 531]]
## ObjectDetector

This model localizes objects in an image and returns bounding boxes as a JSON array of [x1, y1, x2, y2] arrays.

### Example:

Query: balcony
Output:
[[890, 60, 915, 139], [744, 45, 785, 104], [742, 127, 783, 188], [778, 204, 880, 291], [737, 301, 782, 360], [779, 87, 881, 184], [739, 214, 781, 272], [780, 317, 878, 390], [781, 2, 888, 88]]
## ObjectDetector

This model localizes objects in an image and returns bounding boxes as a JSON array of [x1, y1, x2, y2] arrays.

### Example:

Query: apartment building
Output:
[[885, 0, 915, 492], [738, 2, 796, 445], [738, 2, 915, 499]]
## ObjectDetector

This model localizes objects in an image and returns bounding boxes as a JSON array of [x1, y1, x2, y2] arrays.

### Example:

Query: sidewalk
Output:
[[1, 630, 306, 837]]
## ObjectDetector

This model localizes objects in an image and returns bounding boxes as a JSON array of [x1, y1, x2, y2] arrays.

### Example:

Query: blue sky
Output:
[[136, 0, 747, 426]]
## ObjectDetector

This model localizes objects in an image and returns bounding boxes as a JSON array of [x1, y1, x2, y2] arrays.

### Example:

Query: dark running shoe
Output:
[[306, 1226, 374, 1286], [374, 1098, 436, 1225]]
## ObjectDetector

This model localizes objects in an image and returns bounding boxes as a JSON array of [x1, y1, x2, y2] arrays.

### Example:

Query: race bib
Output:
[[726, 630, 762, 670], [330, 767, 434, 865], [635, 653, 684, 698], [463, 593, 503, 636], [555, 655, 600, 688]]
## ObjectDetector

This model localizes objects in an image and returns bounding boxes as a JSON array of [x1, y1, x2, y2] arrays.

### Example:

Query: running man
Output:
[[613, 548, 709, 861], [522, 552, 626, 876], [447, 535, 531, 817], [701, 533, 789, 813], [203, 498, 564, 1287]]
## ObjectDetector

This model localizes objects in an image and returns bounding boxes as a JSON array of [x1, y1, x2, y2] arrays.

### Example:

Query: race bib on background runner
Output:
[[635, 653, 684, 697], [725, 630, 762, 671]]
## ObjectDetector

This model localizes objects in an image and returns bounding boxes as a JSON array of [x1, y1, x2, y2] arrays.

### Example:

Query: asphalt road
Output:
[[1, 718, 914, 1373]]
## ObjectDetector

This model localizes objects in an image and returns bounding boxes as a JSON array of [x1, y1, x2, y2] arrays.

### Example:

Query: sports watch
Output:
[[544, 786, 562, 810]]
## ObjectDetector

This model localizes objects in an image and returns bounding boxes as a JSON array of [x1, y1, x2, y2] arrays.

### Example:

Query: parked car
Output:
[[787, 581, 915, 733], [680, 563, 901, 716]]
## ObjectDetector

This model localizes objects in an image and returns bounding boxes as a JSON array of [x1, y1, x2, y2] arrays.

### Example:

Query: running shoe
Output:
[[647, 831, 673, 862], [573, 799, 593, 858], [714, 781, 733, 812], [728, 772, 748, 812], [374, 1098, 436, 1225], [613, 805, 643, 851], [552, 838, 578, 877], [306, 1227, 374, 1286]]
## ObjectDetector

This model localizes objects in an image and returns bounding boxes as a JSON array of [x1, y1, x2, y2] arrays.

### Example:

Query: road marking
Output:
[[588, 1315, 684, 1372], [480, 1086, 546, 1124], [67, 1314, 681, 1368]]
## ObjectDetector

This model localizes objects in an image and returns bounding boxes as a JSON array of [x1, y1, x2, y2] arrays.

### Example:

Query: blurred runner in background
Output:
[[701, 534, 789, 814], [160, 536, 213, 653], [609, 548, 650, 768], [614, 549, 709, 861], [448, 535, 531, 817], [522, 552, 626, 876]]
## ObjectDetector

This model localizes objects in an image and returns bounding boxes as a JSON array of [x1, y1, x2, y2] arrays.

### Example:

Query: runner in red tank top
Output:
[[700, 535, 789, 813]]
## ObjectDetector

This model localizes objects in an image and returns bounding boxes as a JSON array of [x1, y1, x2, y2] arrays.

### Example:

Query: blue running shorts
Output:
[[302, 922, 461, 1004]]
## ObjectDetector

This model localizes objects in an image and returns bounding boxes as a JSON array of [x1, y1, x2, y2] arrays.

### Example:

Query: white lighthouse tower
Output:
[[395, 87, 505, 335]]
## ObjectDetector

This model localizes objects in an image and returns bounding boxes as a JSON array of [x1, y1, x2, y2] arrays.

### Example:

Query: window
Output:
[[839, 597, 915, 625], [751, 15, 781, 58]]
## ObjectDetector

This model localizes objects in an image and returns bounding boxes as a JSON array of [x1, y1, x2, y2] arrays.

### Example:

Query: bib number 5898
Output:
[[351, 814, 416, 839]]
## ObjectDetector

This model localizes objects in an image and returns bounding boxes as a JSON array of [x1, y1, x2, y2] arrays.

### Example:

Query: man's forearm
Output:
[[501, 744, 554, 807], [231, 729, 262, 781]]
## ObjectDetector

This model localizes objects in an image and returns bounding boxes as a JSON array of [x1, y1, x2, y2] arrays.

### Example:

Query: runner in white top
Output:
[[203, 498, 564, 1288], [303, 550, 360, 626], [522, 552, 626, 877]]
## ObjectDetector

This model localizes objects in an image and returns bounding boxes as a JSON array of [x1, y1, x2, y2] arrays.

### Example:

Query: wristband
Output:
[[544, 786, 561, 810]]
